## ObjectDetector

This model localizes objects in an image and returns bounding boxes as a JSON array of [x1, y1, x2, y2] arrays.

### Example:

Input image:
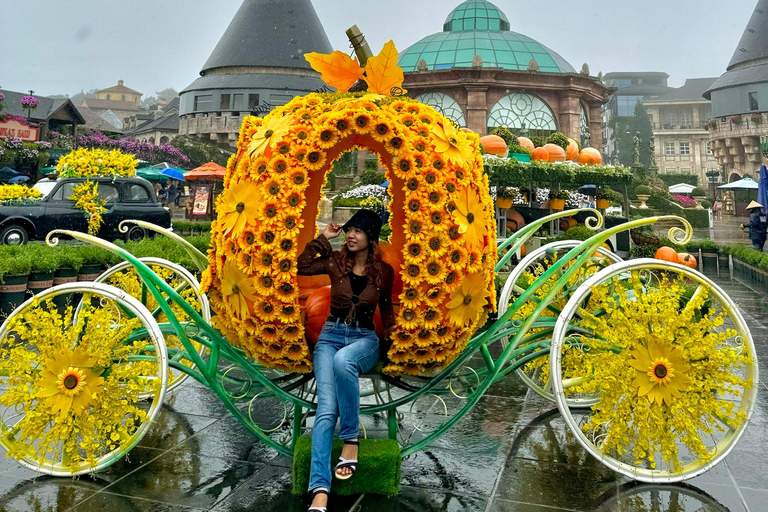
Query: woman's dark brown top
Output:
[[297, 234, 396, 339]]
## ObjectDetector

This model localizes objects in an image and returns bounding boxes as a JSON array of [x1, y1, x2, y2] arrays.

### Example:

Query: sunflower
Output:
[[281, 324, 304, 344], [304, 150, 327, 172], [433, 345, 450, 363], [423, 308, 443, 330], [255, 197, 281, 223], [217, 180, 260, 236], [393, 155, 416, 179], [628, 339, 691, 406], [273, 258, 298, 281], [434, 325, 453, 345], [405, 240, 426, 264], [220, 261, 260, 318], [287, 169, 309, 190], [424, 259, 447, 285], [284, 192, 305, 216], [236, 250, 253, 274], [316, 128, 341, 149], [237, 229, 257, 251], [255, 298, 278, 322], [253, 248, 275, 276], [443, 270, 461, 293], [452, 187, 487, 248], [430, 121, 472, 166], [259, 324, 279, 343], [280, 215, 305, 238], [284, 341, 307, 361], [275, 281, 298, 302], [36, 347, 104, 419], [414, 329, 436, 349], [266, 341, 286, 359], [263, 178, 284, 199], [352, 113, 373, 133], [274, 302, 298, 323], [426, 232, 449, 258], [412, 347, 434, 364], [254, 274, 275, 297], [269, 155, 290, 174], [274, 237, 295, 261], [294, 107, 315, 125], [385, 134, 407, 157], [398, 113, 419, 128], [248, 114, 295, 158], [259, 229, 278, 249], [243, 316, 260, 335], [466, 248, 483, 273], [371, 121, 395, 143], [447, 247, 468, 270], [446, 272, 489, 327], [388, 348, 411, 364], [400, 287, 422, 310], [399, 309, 420, 330], [401, 263, 423, 287], [251, 337, 270, 355], [424, 286, 446, 308]]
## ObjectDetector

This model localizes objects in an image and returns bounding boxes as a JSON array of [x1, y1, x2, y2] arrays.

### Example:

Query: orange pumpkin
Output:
[[566, 138, 579, 161], [677, 252, 697, 269], [480, 135, 508, 157], [577, 147, 603, 166], [506, 209, 526, 232], [517, 137, 535, 151], [559, 217, 577, 231], [543, 143, 566, 163], [531, 147, 549, 162], [654, 246, 679, 263]]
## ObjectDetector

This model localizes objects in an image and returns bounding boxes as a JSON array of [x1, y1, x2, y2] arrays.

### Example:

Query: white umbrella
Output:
[[717, 177, 759, 190]]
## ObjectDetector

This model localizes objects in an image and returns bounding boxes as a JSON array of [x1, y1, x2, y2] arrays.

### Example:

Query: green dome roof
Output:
[[399, 0, 575, 74]]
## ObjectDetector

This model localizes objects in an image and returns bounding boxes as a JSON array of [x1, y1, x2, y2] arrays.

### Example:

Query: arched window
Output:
[[149, 137, 155, 144], [487, 93, 557, 137], [580, 103, 590, 147], [160, 136, 169, 144], [415, 92, 466, 127]]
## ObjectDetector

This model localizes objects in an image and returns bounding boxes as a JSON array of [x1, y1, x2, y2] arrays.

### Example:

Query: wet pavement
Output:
[[0, 273, 765, 511]]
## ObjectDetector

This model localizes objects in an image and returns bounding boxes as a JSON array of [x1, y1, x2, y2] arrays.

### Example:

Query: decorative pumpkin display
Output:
[[559, 217, 578, 231], [479, 135, 508, 157], [200, 89, 498, 376], [506, 209, 526, 232], [531, 147, 549, 162], [566, 138, 579, 161], [677, 252, 697, 269], [543, 143, 566, 163], [517, 137, 535, 151], [654, 246, 679, 263], [577, 147, 603, 166]]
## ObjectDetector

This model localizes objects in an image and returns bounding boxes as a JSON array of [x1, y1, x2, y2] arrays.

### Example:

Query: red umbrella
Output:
[[184, 162, 227, 181]]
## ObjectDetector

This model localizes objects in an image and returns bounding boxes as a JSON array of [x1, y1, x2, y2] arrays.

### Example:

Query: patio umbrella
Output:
[[136, 167, 169, 183], [0, 166, 22, 182], [381, 180, 390, 188], [717, 177, 759, 190], [8, 176, 29, 184], [759, 165, 768, 215], [577, 184, 597, 196], [184, 162, 227, 181], [160, 168, 186, 181]]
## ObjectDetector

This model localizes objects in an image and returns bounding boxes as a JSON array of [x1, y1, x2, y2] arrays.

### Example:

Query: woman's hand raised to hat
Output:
[[322, 222, 343, 239]]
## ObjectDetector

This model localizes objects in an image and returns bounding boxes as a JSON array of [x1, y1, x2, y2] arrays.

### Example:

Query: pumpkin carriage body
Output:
[[199, 93, 498, 376]]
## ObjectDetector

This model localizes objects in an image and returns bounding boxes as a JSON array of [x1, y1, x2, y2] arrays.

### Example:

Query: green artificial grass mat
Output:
[[292, 436, 401, 497]]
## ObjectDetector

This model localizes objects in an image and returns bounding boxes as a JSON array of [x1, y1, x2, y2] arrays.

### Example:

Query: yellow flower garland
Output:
[[0, 184, 41, 203], [201, 92, 497, 375], [69, 181, 106, 235]]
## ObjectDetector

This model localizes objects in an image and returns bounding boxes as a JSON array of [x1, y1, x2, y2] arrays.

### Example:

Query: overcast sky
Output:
[[0, 0, 759, 98]]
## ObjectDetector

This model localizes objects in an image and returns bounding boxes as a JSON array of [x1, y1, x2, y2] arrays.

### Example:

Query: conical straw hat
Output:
[[747, 200, 763, 209]]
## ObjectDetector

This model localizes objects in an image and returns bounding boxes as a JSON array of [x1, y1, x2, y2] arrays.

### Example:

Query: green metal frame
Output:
[[45, 210, 692, 460]]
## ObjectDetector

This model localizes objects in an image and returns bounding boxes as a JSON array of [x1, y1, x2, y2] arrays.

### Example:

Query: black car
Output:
[[0, 177, 171, 245]]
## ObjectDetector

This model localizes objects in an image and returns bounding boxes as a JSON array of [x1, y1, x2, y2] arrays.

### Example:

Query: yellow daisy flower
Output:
[[446, 272, 490, 327], [628, 339, 691, 406], [248, 114, 295, 158], [36, 347, 104, 419], [430, 121, 472, 167], [452, 187, 487, 248], [217, 180, 260, 236], [220, 261, 260, 319]]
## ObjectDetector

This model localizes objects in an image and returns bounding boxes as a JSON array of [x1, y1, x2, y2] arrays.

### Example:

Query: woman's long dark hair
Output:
[[339, 241, 387, 289]]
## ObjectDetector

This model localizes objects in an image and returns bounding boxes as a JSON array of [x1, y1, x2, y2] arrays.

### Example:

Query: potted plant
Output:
[[596, 189, 612, 209], [496, 187, 518, 209], [635, 185, 651, 209], [0, 247, 31, 317], [691, 187, 707, 209], [729, 115, 742, 125], [26, 244, 59, 295], [752, 113, 763, 124], [77, 245, 108, 281], [548, 189, 569, 211], [508, 143, 532, 163]]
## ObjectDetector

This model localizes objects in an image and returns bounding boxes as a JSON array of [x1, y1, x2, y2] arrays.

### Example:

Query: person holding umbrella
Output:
[[741, 201, 768, 251]]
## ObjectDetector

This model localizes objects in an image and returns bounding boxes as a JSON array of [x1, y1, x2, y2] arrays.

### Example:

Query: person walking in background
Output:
[[167, 181, 178, 216], [742, 201, 767, 251], [154, 182, 163, 201], [713, 199, 723, 220]]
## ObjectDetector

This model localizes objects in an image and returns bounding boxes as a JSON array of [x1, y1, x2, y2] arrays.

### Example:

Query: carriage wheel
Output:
[[551, 259, 758, 482], [88, 258, 209, 395], [497, 241, 622, 407], [0, 282, 167, 476]]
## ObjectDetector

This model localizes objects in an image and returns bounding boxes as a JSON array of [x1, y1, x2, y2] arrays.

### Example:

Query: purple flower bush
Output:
[[20, 96, 39, 110], [75, 132, 190, 166], [671, 194, 697, 208], [4, 137, 23, 150]]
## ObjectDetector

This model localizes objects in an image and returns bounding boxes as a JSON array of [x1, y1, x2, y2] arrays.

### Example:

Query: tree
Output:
[[616, 101, 653, 168]]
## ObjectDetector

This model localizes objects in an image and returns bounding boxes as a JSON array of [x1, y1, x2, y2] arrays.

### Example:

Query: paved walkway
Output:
[[0, 272, 764, 511]]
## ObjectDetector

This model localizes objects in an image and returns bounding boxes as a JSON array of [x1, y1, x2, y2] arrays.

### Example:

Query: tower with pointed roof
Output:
[[705, 0, 768, 180], [399, 0, 609, 147], [179, 0, 333, 147]]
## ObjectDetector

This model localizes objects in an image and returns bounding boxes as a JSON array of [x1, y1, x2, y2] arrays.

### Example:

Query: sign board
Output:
[[0, 119, 39, 141], [192, 186, 210, 215]]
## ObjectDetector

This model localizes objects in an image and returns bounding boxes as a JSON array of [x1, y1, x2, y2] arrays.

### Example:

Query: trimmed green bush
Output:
[[701, 200, 712, 209], [629, 244, 658, 259], [490, 126, 518, 147], [691, 187, 706, 197], [658, 174, 699, 187], [635, 185, 651, 195], [359, 170, 386, 186], [530, 135, 546, 148], [545, 132, 570, 151]]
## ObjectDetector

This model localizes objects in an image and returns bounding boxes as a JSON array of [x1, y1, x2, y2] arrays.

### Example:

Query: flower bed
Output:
[[671, 194, 697, 208]]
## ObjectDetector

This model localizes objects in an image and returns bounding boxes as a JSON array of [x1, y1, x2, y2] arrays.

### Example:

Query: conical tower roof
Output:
[[705, 0, 768, 99], [200, 0, 333, 75], [727, 0, 768, 70]]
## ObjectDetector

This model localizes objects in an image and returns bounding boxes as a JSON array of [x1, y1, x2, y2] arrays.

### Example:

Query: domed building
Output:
[[178, 0, 332, 146], [399, 0, 609, 148]]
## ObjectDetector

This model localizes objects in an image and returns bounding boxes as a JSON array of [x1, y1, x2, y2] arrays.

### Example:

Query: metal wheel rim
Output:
[[0, 282, 168, 477], [550, 259, 759, 483], [497, 240, 621, 407]]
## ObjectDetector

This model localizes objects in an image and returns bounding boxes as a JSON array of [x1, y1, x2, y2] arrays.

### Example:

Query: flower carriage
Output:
[[0, 43, 757, 488]]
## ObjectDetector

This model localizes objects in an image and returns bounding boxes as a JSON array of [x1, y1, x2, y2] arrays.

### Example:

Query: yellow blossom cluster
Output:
[[0, 297, 157, 469], [200, 92, 497, 375], [573, 275, 753, 470], [56, 148, 137, 178], [0, 184, 41, 203], [69, 181, 106, 235]]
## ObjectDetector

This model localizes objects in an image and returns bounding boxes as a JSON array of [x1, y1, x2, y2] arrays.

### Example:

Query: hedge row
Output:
[[647, 193, 709, 228], [485, 159, 633, 189], [658, 174, 699, 187]]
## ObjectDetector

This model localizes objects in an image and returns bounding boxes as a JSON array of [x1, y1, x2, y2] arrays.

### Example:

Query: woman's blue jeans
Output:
[[308, 320, 379, 492]]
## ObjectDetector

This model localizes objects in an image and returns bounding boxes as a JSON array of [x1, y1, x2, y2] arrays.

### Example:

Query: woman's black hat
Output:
[[343, 208, 382, 243]]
